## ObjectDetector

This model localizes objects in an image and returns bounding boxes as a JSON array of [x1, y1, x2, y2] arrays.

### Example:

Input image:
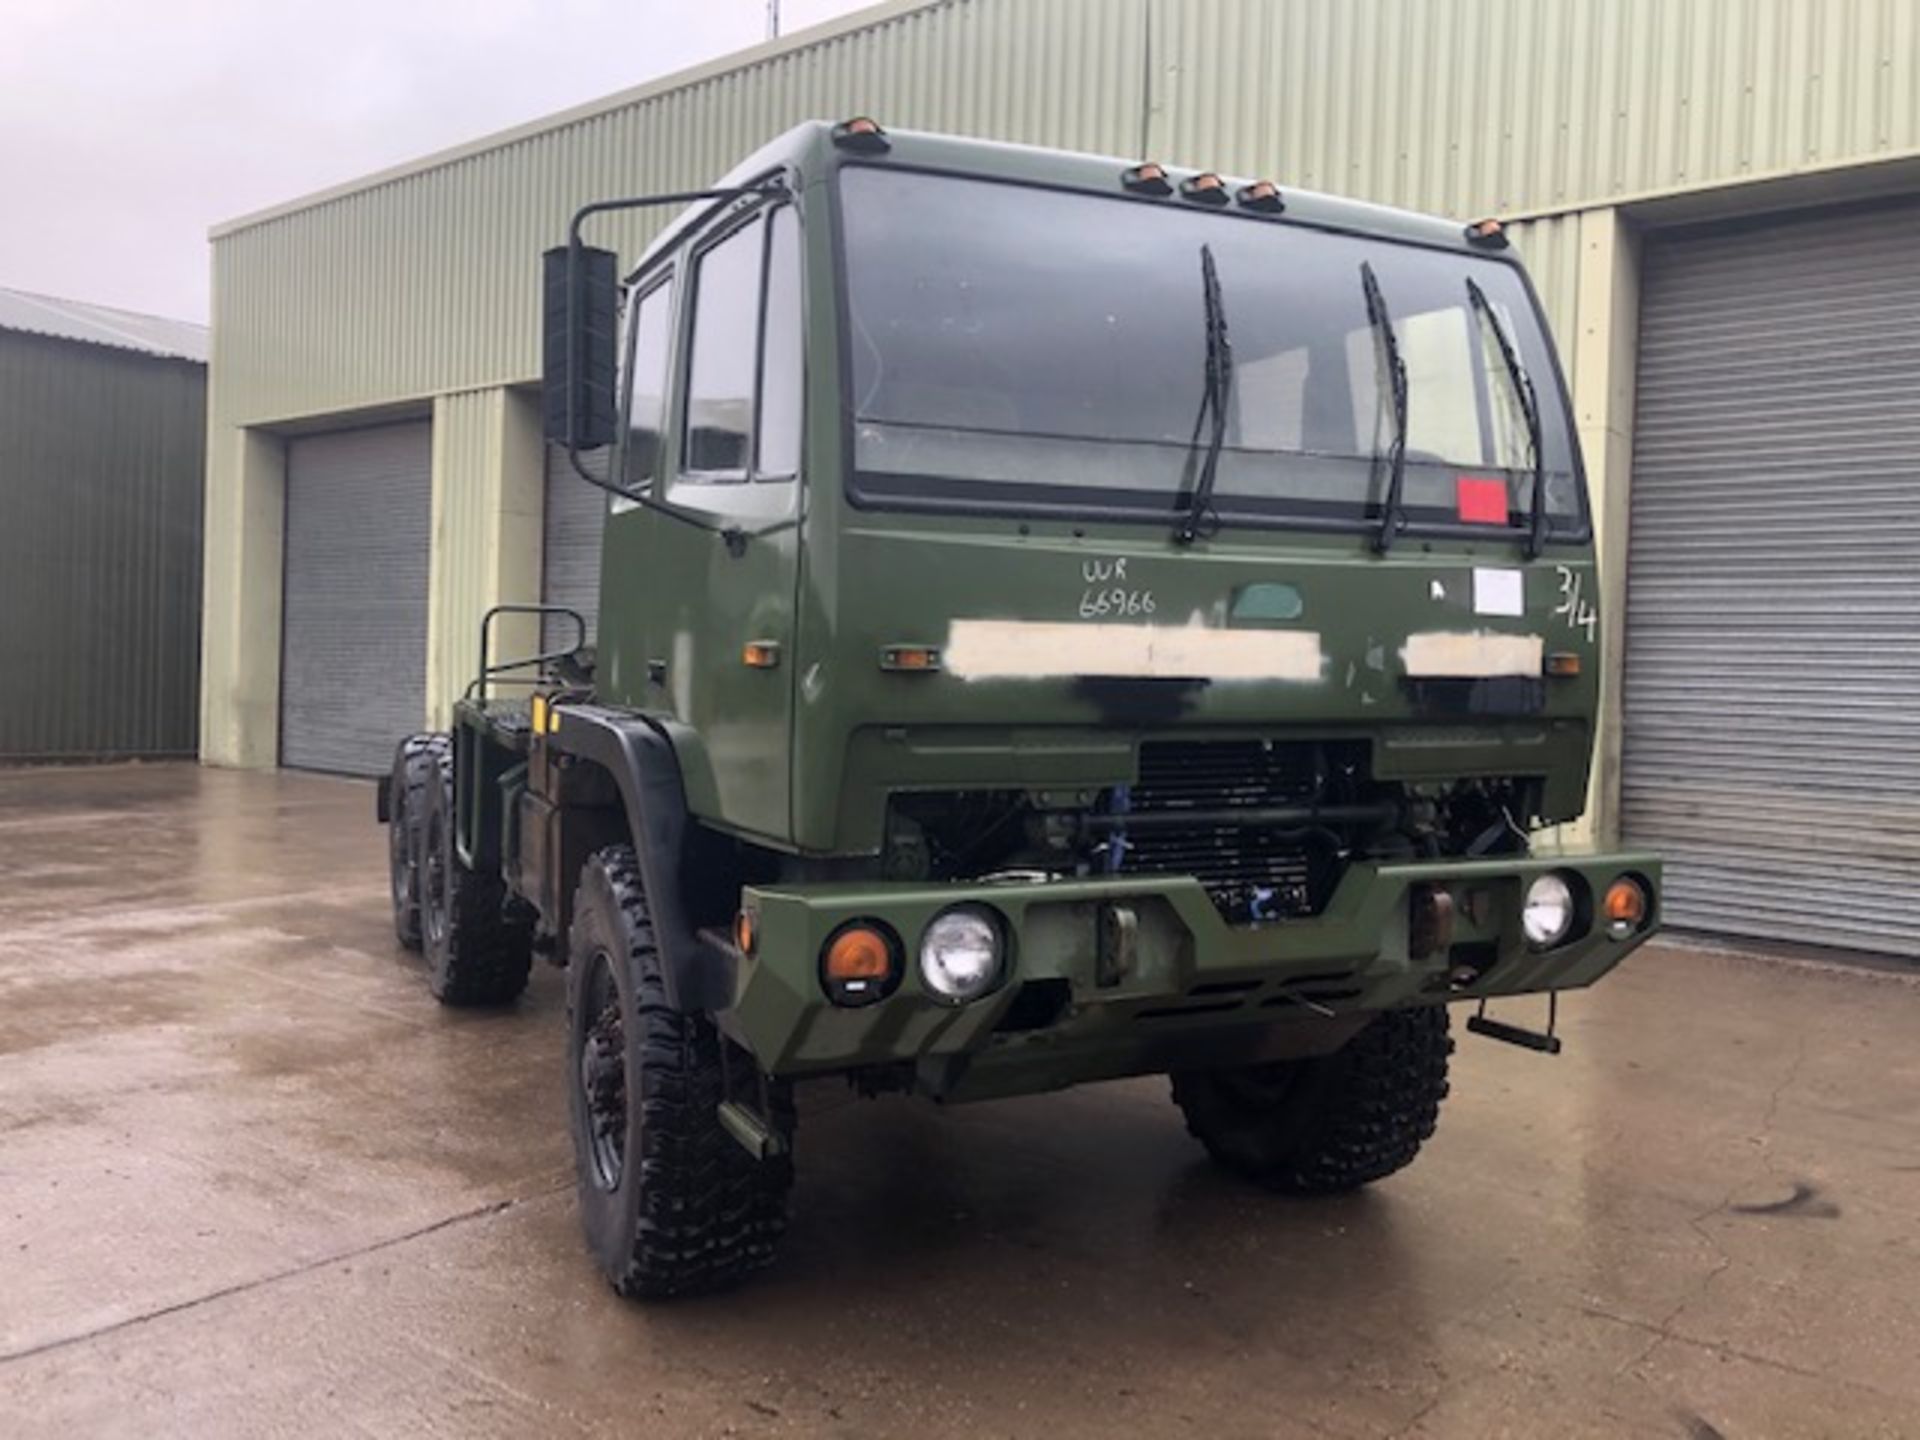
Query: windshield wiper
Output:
[[1173, 244, 1234, 546], [1360, 261, 1410, 553], [1466, 277, 1548, 558]]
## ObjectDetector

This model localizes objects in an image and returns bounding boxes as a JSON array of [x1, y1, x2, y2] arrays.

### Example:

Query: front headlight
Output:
[[919, 906, 1004, 1003], [1522, 873, 1576, 948]]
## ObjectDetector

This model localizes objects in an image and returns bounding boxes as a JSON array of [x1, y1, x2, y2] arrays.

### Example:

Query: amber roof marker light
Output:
[[1465, 217, 1510, 249], [1179, 172, 1231, 205], [1236, 179, 1286, 213], [831, 116, 891, 153], [1121, 162, 1174, 196]]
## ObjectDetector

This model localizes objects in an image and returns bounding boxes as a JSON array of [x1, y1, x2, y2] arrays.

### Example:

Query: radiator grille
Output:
[[1132, 739, 1324, 812], [1118, 741, 1362, 923]]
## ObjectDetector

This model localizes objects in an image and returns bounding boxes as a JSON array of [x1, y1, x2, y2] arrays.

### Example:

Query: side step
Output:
[[1465, 993, 1563, 1055], [716, 1099, 788, 1160]]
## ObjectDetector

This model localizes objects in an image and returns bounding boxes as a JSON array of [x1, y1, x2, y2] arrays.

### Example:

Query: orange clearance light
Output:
[[831, 116, 891, 152], [1465, 216, 1510, 249], [733, 909, 758, 956], [821, 922, 899, 1006], [1603, 877, 1649, 937], [1121, 162, 1174, 196], [742, 640, 781, 669], [1236, 179, 1286, 213], [1180, 171, 1231, 205], [1544, 651, 1582, 678], [880, 644, 942, 672]]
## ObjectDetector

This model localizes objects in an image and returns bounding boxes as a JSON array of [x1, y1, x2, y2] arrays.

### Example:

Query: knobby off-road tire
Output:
[[386, 734, 439, 951], [1172, 1006, 1453, 1193], [566, 845, 793, 1299], [419, 736, 533, 1006]]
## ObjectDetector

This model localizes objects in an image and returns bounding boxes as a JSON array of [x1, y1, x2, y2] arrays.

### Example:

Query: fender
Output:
[[551, 705, 733, 1013]]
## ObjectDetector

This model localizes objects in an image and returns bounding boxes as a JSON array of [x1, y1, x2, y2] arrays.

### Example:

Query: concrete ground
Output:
[[1, 765, 1917, 1439]]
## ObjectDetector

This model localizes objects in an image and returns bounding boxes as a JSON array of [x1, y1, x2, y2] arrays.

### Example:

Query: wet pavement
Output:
[[1, 763, 1917, 1438]]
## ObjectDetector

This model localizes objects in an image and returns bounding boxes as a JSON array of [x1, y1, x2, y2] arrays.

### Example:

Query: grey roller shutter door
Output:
[[281, 422, 431, 775], [1621, 199, 1920, 957], [543, 443, 608, 652]]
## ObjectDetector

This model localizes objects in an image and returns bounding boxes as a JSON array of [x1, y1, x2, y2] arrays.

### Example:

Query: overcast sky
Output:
[[0, 0, 870, 324]]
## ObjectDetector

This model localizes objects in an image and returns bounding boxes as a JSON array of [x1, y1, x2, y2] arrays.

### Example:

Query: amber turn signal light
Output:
[[1545, 651, 1582, 677], [821, 921, 901, 1007], [879, 644, 942, 672], [733, 909, 757, 957], [742, 640, 781, 669], [1602, 877, 1649, 938]]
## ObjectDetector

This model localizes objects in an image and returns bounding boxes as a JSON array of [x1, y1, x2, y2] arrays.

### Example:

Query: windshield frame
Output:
[[828, 159, 1592, 545]]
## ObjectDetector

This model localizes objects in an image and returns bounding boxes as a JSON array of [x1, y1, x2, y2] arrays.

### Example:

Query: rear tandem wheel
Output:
[[414, 734, 533, 1006]]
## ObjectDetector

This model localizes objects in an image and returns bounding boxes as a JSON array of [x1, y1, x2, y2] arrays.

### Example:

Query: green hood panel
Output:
[[789, 513, 1598, 852]]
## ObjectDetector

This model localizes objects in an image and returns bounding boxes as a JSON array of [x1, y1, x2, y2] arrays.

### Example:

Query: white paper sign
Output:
[[1472, 567, 1525, 618]]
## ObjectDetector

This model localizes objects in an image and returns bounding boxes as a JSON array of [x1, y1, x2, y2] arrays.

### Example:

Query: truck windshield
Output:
[[839, 166, 1582, 532]]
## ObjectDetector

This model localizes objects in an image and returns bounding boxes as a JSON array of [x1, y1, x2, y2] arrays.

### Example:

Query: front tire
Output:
[[1172, 1006, 1452, 1193], [565, 845, 792, 1299], [419, 737, 532, 1006]]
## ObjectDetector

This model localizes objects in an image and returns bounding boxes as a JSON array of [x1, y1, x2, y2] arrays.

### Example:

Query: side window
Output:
[[683, 216, 763, 475], [624, 277, 674, 489], [755, 206, 804, 478]]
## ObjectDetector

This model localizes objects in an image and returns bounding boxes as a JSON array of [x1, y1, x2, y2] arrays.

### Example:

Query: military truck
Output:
[[377, 119, 1660, 1299]]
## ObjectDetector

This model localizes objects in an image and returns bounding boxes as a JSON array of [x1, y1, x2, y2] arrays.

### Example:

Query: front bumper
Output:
[[726, 851, 1660, 1101]]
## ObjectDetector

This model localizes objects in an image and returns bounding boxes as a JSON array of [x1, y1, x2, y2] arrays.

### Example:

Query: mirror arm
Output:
[[561, 180, 790, 547]]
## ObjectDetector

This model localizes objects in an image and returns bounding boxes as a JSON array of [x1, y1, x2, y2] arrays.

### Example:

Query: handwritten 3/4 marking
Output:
[[1553, 565, 1597, 642]]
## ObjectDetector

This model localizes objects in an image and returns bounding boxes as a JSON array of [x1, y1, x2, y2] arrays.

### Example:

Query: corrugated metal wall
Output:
[[0, 332, 205, 761], [207, 0, 1920, 430], [1151, 0, 1920, 218], [1503, 214, 1582, 365]]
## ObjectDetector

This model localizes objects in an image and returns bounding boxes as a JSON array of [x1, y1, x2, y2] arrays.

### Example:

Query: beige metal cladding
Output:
[[425, 388, 545, 725], [208, 0, 1920, 432], [1152, 0, 1920, 219]]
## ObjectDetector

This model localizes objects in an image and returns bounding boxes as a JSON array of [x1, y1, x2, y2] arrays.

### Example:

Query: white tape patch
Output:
[[1401, 631, 1545, 678], [945, 620, 1324, 682]]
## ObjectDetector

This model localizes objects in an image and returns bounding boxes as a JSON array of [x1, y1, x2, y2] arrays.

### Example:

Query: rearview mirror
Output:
[[542, 243, 619, 450]]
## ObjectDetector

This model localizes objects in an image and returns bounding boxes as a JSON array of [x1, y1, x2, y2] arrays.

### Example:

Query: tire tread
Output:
[[573, 845, 791, 1298], [1173, 1007, 1453, 1193]]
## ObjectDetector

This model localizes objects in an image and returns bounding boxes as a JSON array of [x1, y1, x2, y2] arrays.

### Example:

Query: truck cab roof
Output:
[[637, 119, 1506, 273]]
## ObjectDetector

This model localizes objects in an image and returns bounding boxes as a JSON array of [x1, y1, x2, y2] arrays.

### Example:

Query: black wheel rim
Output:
[[423, 811, 448, 949], [578, 949, 628, 1192]]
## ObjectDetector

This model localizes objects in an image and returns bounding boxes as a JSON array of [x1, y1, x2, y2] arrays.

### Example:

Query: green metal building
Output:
[[1, 289, 207, 763], [201, 0, 1920, 956]]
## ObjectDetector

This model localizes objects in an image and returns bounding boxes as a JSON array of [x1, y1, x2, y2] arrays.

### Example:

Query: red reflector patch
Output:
[[1456, 475, 1509, 525]]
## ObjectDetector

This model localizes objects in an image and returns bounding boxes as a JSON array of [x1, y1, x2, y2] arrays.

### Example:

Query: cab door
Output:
[[639, 201, 804, 844]]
